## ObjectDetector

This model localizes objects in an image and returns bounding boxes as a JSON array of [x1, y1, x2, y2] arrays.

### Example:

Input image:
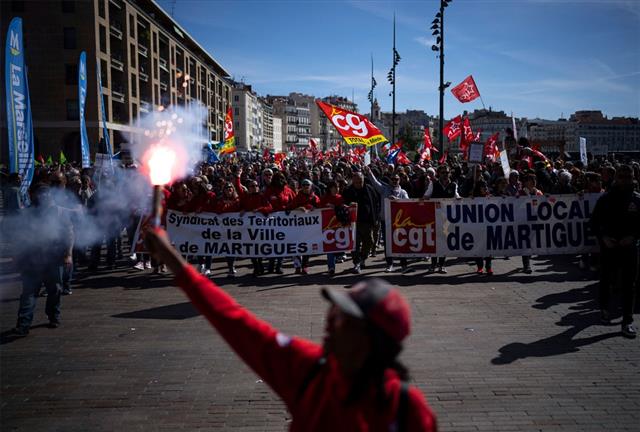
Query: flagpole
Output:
[[391, 13, 396, 146], [479, 95, 487, 110], [370, 54, 378, 158]]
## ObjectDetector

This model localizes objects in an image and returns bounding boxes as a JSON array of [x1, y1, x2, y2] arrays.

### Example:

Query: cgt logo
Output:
[[390, 203, 436, 254], [321, 209, 353, 252]]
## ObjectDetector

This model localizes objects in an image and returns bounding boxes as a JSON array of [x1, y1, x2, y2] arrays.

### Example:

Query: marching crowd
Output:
[[2, 137, 640, 337]]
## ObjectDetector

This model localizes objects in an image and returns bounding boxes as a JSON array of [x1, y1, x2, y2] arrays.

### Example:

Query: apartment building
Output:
[[0, 0, 231, 161], [231, 81, 263, 151]]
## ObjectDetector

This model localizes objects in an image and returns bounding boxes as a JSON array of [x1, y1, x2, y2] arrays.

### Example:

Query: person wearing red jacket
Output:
[[263, 171, 296, 274], [290, 179, 321, 274], [144, 228, 438, 432], [187, 178, 217, 275], [240, 180, 273, 276], [320, 181, 344, 275], [213, 182, 241, 277]]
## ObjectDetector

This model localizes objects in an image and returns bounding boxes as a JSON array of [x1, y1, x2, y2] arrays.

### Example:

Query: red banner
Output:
[[317, 100, 387, 147], [387, 201, 436, 255], [451, 75, 480, 103]]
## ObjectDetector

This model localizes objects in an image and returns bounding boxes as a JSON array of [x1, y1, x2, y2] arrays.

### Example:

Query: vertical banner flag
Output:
[[317, 100, 387, 147], [96, 60, 112, 158], [451, 75, 480, 103], [219, 107, 236, 154], [78, 51, 90, 168], [500, 149, 511, 178], [5, 17, 34, 197], [443, 115, 462, 141], [579, 137, 587, 166], [511, 112, 518, 141]]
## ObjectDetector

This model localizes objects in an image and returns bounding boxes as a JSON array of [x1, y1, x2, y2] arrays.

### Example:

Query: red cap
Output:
[[322, 278, 411, 343]]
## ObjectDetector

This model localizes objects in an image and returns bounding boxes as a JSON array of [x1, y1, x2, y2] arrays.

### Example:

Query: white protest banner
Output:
[[384, 194, 601, 258], [468, 142, 484, 164], [579, 137, 588, 165], [364, 151, 371, 166], [500, 150, 511, 178], [166, 206, 356, 257]]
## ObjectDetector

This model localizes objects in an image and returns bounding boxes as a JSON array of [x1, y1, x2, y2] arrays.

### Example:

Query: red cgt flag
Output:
[[438, 150, 449, 165], [484, 132, 500, 161], [451, 75, 481, 103], [443, 115, 462, 141], [316, 100, 387, 147]]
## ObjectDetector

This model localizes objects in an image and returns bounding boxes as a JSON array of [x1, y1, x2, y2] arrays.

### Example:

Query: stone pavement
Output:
[[1, 252, 639, 431]]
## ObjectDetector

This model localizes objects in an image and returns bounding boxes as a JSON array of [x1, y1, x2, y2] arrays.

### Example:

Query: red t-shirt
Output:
[[174, 265, 437, 431]]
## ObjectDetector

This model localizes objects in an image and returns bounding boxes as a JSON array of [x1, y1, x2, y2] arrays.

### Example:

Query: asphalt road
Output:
[[1, 251, 639, 431]]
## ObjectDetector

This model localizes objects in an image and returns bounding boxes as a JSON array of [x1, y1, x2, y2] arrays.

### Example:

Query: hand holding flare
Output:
[[145, 143, 177, 227]]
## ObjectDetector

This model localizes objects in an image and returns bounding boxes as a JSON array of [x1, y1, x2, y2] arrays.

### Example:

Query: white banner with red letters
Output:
[[384, 194, 602, 258], [165, 206, 356, 257]]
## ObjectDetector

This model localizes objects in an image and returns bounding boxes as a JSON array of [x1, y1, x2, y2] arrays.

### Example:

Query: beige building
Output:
[[1, 0, 231, 162]]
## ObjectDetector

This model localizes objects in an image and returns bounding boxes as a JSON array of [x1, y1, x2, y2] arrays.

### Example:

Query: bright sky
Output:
[[158, 0, 640, 120]]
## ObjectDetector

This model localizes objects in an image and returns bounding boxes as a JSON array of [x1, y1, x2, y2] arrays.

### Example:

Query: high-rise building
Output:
[[1, 0, 231, 161], [231, 81, 263, 152]]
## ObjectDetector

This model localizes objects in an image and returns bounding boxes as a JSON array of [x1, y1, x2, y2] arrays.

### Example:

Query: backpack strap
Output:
[[396, 381, 409, 432], [296, 357, 326, 402]]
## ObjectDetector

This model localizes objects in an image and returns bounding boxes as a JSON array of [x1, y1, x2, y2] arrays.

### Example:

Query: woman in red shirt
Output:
[[319, 181, 344, 275], [213, 182, 241, 277], [144, 228, 438, 432], [263, 172, 296, 274], [240, 179, 273, 276]]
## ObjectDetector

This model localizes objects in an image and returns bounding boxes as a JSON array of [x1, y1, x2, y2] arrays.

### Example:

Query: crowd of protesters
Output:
[[2, 135, 640, 337]]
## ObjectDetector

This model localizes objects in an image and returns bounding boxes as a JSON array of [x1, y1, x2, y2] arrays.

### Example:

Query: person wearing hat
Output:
[[143, 228, 437, 431]]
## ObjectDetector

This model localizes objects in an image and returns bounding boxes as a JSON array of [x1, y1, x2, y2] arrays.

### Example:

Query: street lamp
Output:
[[431, 0, 452, 154]]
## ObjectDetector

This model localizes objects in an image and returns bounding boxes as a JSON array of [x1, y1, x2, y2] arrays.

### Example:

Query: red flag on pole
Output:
[[396, 151, 411, 165], [484, 132, 500, 162], [438, 150, 449, 165], [451, 75, 481, 103], [443, 115, 462, 141]]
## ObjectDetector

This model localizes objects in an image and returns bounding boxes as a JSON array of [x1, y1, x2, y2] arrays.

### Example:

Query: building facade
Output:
[[231, 81, 263, 152], [1, 0, 231, 162]]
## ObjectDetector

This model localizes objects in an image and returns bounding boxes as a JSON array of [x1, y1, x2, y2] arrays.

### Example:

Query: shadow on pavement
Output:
[[112, 301, 200, 320], [492, 282, 621, 365]]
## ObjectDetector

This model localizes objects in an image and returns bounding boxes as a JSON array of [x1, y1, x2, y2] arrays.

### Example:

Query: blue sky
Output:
[[158, 0, 640, 120]]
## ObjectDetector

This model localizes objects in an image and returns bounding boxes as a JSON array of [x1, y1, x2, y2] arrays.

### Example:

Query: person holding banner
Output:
[[343, 171, 379, 274], [291, 179, 321, 274], [214, 182, 242, 277], [239, 180, 273, 276], [363, 166, 409, 273], [590, 165, 640, 339], [320, 181, 345, 276], [518, 174, 544, 274], [143, 227, 437, 431], [424, 165, 460, 273], [264, 172, 296, 274]]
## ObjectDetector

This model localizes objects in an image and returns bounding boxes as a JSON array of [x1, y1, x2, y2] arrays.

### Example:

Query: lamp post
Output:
[[387, 14, 401, 145], [431, 0, 452, 154]]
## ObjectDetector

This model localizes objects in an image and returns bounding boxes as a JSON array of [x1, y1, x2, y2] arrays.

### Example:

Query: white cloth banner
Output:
[[166, 206, 356, 257], [384, 194, 601, 258], [579, 137, 588, 165]]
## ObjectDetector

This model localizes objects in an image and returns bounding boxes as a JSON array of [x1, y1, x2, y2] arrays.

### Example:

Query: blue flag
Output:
[[96, 60, 112, 158], [4, 17, 34, 200], [386, 147, 400, 164], [78, 51, 90, 168], [204, 142, 219, 164]]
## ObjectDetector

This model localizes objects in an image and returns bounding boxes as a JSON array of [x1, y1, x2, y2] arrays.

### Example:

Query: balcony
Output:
[[109, 21, 123, 40], [140, 100, 151, 113], [110, 57, 124, 71], [139, 71, 148, 82], [138, 44, 148, 57], [159, 58, 168, 71], [111, 89, 125, 103], [159, 81, 168, 92]]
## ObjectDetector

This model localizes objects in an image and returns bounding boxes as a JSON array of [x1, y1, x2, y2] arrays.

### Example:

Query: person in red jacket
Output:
[[263, 171, 296, 274], [187, 177, 217, 275], [213, 182, 241, 277], [290, 179, 321, 274], [319, 181, 345, 275], [144, 228, 438, 432], [240, 179, 273, 276]]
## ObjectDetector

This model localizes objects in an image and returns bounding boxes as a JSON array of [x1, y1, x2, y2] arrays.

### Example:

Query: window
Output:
[[102, 95, 110, 119], [98, 0, 105, 18], [234, 95, 239, 102], [66, 99, 79, 120], [131, 103, 137, 119], [129, 15, 135, 38], [63, 27, 77, 49], [61, 1, 75, 12], [153, 33, 157, 53], [129, 44, 136, 68], [234, 108, 239, 116], [100, 60, 108, 84], [65, 64, 78, 85], [99, 25, 107, 53], [131, 74, 137, 98], [153, 59, 157, 79]]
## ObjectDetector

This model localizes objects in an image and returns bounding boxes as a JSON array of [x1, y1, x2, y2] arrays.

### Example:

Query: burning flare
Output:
[[146, 143, 177, 185]]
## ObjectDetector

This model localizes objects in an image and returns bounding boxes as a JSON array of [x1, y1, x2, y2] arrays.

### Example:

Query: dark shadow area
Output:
[[112, 301, 199, 320], [492, 282, 622, 365], [1, 323, 50, 345]]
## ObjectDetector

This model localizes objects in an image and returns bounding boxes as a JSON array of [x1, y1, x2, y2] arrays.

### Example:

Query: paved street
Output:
[[1, 251, 639, 431]]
